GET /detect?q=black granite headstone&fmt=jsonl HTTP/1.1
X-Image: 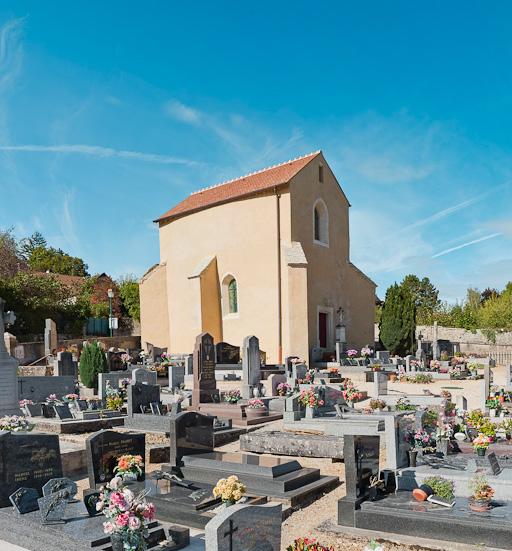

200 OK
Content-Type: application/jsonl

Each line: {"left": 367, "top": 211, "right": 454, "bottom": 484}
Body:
{"left": 215, "top": 342, "right": 240, "bottom": 364}
{"left": 75, "top": 399, "right": 88, "bottom": 411}
{"left": 57, "top": 352, "right": 78, "bottom": 377}
{"left": 169, "top": 411, "right": 215, "bottom": 467}
{"left": 0, "top": 432, "right": 63, "bottom": 507}
{"left": 9, "top": 487, "right": 40, "bottom": 514}
{"left": 85, "top": 430, "right": 145, "bottom": 489}
{"left": 127, "top": 383, "right": 161, "bottom": 416}
{"left": 191, "top": 333, "right": 219, "bottom": 407}
{"left": 53, "top": 404, "right": 73, "bottom": 420}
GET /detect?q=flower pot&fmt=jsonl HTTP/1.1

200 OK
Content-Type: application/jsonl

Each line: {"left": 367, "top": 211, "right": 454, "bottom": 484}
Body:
{"left": 490, "top": 409, "right": 496, "bottom": 418}
{"left": 436, "top": 438, "right": 449, "bottom": 456}
{"left": 454, "top": 432, "right": 466, "bottom": 442}
{"left": 408, "top": 450, "right": 418, "bottom": 468}
{"left": 245, "top": 407, "right": 268, "bottom": 419}
{"left": 476, "top": 447, "right": 487, "bottom": 457}
{"left": 223, "top": 499, "right": 236, "bottom": 508}
{"left": 305, "top": 406, "right": 317, "bottom": 419}
{"left": 469, "top": 499, "right": 491, "bottom": 512}
{"left": 413, "top": 484, "right": 433, "bottom": 502}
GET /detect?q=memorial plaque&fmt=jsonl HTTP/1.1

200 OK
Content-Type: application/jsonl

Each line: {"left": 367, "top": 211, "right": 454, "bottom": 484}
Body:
{"left": 192, "top": 333, "right": 219, "bottom": 407}
{"left": 127, "top": 383, "right": 161, "bottom": 416}
{"left": 9, "top": 487, "right": 39, "bottom": 514}
{"left": 85, "top": 429, "right": 145, "bottom": 488}
{"left": 488, "top": 452, "right": 502, "bottom": 476}
{"left": 0, "top": 432, "right": 63, "bottom": 507}
{"left": 53, "top": 404, "right": 73, "bottom": 420}
{"left": 42, "top": 477, "right": 77, "bottom": 501}
{"left": 83, "top": 489, "right": 101, "bottom": 516}
{"left": 38, "top": 492, "right": 67, "bottom": 524}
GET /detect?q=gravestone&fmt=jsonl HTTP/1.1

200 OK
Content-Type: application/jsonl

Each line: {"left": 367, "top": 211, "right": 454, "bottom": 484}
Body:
{"left": 0, "top": 298, "right": 20, "bottom": 414}
{"left": 44, "top": 318, "right": 58, "bottom": 357}
{"left": 192, "top": 333, "right": 219, "bottom": 407}
{"left": 284, "top": 356, "right": 299, "bottom": 378}
{"left": 405, "top": 355, "right": 415, "bottom": 372}
{"left": 9, "top": 487, "right": 40, "bottom": 514}
{"left": 290, "top": 363, "right": 307, "bottom": 384}
{"left": 372, "top": 372, "right": 388, "bottom": 397}
{"left": 283, "top": 393, "right": 301, "bottom": 422}
{"left": 18, "top": 375, "right": 75, "bottom": 404}
{"left": 85, "top": 429, "right": 145, "bottom": 488}
{"left": 132, "top": 367, "right": 157, "bottom": 385}
{"left": 215, "top": 342, "right": 240, "bottom": 364}
{"left": 54, "top": 352, "right": 78, "bottom": 377}
{"left": 337, "top": 434, "right": 380, "bottom": 527}
{"left": 0, "top": 432, "right": 63, "bottom": 507}
{"left": 169, "top": 364, "right": 185, "bottom": 390}
{"left": 169, "top": 411, "right": 215, "bottom": 467}
{"left": 98, "top": 371, "right": 128, "bottom": 400}
{"left": 205, "top": 502, "right": 281, "bottom": 551}
{"left": 127, "top": 382, "right": 161, "bottom": 416}
{"left": 414, "top": 410, "right": 427, "bottom": 431}
{"left": 53, "top": 404, "right": 73, "bottom": 420}
{"left": 24, "top": 403, "right": 42, "bottom": 417}
{"left": 376, "top": 351, "right": 390, "bottom": 363}
{"left": 487, "top": 452, "right": 502, "bottom": 476}
{"left": 242, "top": 335, "right": 262, "bottom": 399}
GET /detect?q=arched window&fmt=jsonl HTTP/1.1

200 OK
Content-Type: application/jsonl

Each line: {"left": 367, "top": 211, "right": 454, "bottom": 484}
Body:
{"left": 222, "top": 275, "right": 239, "bottom": 316}
{"left": 313, "top": 199, "right": 329, "bottom": 246}
{"left": 228, "top": 278, "right": 238, "bottom": 313}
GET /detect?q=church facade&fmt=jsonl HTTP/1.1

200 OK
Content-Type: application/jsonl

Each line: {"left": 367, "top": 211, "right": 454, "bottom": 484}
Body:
{"left": 140, "top": 151, "right": 375, "bottom": 363}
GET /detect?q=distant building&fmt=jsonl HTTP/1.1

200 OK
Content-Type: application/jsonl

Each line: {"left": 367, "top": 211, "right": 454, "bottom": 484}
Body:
{"left": 140, "top": 151, "right": 375, "bottom": 363}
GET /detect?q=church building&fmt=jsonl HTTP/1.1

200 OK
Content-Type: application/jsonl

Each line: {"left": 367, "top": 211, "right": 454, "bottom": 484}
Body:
{"left": 140, "top": 151, "right": 375, "bottom": 363}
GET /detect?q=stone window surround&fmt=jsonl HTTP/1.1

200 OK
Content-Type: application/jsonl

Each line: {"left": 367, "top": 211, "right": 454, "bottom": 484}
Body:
{"left": 313, "top": 198, "right": 329, "bottom": 247}
{"left": 221, "top": 273, "right": 240, "bottom": 319}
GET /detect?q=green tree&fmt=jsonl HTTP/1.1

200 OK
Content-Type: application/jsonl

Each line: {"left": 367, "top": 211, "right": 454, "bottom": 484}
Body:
{"left": 28, "top": 246, "right": 89, "bottom": 276}
{"left": 401, "top": 274, "right": 439, "bottom": 324}
{"left": 79, "top": 341, "right": 108, "bottom": 388}
{"left": 18, "top": 231, "right": 47, "bottom": 260}
{"left": 118, "top": 275, "right": 140, "bottom": 320}
{"left": 0, "top": 228, "right": 27, "bottom": 278}
{"left": 379, "top": 283, "right": 416, "bottom": 355}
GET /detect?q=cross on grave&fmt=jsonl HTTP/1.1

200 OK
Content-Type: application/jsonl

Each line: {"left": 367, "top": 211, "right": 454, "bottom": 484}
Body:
{"left": 223, "top": 519, "right": 238, "bottom": 551}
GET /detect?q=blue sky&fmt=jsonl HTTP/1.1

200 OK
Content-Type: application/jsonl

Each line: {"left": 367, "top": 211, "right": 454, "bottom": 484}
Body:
{"left": 1, "top": 1, "right": 511, "bottom": 301}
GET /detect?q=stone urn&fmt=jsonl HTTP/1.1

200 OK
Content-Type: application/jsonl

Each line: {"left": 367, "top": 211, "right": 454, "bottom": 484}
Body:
{"left": 305, "top": 406, "right": 317, "bottom": 419}
{"left": 245, "top": 406, "right": 268, "bottom": 419}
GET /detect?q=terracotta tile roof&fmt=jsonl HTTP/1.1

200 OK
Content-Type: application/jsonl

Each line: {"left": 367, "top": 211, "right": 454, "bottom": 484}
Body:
{"left": 155, "top": 151, "right": 321, "bottom": 223}
{"left": 33, "top": 271, "right": 86, "bottom": 294}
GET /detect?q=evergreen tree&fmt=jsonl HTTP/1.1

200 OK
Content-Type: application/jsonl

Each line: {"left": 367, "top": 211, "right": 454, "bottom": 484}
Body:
{"left": 79, "top": 341, "right": 108, "bottom": 388}
{"left": 379, "top": 283, "right": 416, "bottom": 355}
{"left": 18, "top": 231, "right": 47, "bottom": 260}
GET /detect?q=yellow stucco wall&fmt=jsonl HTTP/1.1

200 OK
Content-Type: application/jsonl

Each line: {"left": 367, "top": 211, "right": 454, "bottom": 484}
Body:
{"left": 158, "top": 189, "right": 292, "bottom": 362}
{"left": 139, "top": 263, "right": 170, "bottom": 350}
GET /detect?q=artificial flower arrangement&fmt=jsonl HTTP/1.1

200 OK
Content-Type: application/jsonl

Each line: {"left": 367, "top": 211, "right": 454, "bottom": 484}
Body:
{"left": 277, "top": 382, "right": 292, "bottom": 397}
{"left": 435, "top": 422, "right": 453, "bottom": 440}
{"left": 246, "top": 398, "right": 266, "bottom": 409}
{"left": 360, "top": 346, "right": 373, "bottom": 358}
{"left": 113, "top": 454, "right": 144, "bottom": 480}
{"left": 286, "top": 537, "right": 334, "bottom": 551}
{"left": 159, "top": 352, "right": 172, "bottom": 366}
{"left": 299, "top": 369, "right": 316, "bottom": 384}
{"left": 223, "top": 389, "right": 241, "bottom": 404}
{"left": 347, "top": 349, "right": 358, "bottom": 358}
{"left": 105, "top": 382, "right": 124, "bottom": 411}
{"left": 473, "top": 433, "right": 492, "bottom": 454}
{"left": 395, "top": 397, "right": 416, "bottom": 411}
{"left": 372, "top": 363, "right": 382, "bottom": 372}
{"left": 120, "top": 378, "right": 132, "bottom": 389}
{"left": 298, "top": 389, "right": 324, "bottom": 409}
{"left": 62, "top": 393, "right": 79, "bottom": 403}
{"left": 97, "top": 475, "right": 155, "bottom": 551}
{"left": 327, "top": 366, "right": 339, "bottom": 375}
{"left": 0, "top": 415, "right": 33, "bottom": 432}
{"left": 212, "top": 475, "right": 246, "bottom": 505}
{"left": 45, "top": 394, "right": 62, "bottom": 405}
{"left": 342, "top": 382, "right": 364, "bottom": 404}
{"left": 430, "top": 360, "right": 441, "bottom": 371}
{"left": 405, "top": 428, "right": 434, "bottom": 451}
{"left": 120, "top": 353, "right": 132, "bottom": 365}
{"left": 19, "top": 399, "right": 34, "bottom": 407}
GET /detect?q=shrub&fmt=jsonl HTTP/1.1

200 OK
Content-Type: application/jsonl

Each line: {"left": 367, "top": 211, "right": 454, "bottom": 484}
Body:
{"left": 423, "top": 476, "right": 454, "bottom": 499}
{"left": 79, "top": 341, "right": 108, "bottom": 388}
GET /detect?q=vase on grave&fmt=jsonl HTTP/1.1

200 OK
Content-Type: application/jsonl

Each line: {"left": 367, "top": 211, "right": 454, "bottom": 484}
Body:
{"left": 436, "top": 438, "right": 449, "bottom": 456}
{"left": 110, "top": 532, "right": 147, "bottom": 551}
{"left": 305, "top": 406, "right": 317, "bottom": 419}
{"left": 408, "top": 450, "right": 418, "bottom": 467}
{"left": 469, "top": 498, "right": 492, "bottom": 513}
{"left": 223, "top": 499, "right": 236, "bottom": 508}
{"left": 476, "top": 447, "right": 487, "bottom": 457}
{"left": 252, "top": 387, "right": 260, "bottom": 398}
{"left": 245, "top": 405, "right": 268, "bottom": 419}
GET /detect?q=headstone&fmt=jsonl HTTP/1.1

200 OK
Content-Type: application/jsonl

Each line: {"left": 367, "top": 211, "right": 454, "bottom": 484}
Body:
{"left": 205, "top": 502, "right": 282, "bottom": 551}
{"left": 432, "top": 321, "right": 439, "bottom": 360}
{"left": 283, "top": 393, "right": 301, "bottom": 422}
{"left": 9, "top": 487, "right": 40, "bottom": 514}
{"left": 0, "top": 298, "right": 20, "bottom": 414}
{"left": 127, "top": 382, "right": 161, "bottom": 416}
{"left": 98, "top": 371, "right": 128, "bottom": 400}
{"left": 405, "top": 355, "right": 415, "bottom": 372}
{"left": 169, "top": 364, "right": 185, "bottom": 390}
{"left": 53, "top": 404, "right": 73, "bottom": 420}
{"left": 372, "top": 372, "right": 388, "bottom": 397}
{"left": 291, "top": 363, "right": 307, "bottom": 384}
{"left": 54, "top": 351, "right": 78, "bottom": 377}
{"left": 376, "top": 351, "right": 390, "bottom": 363}
{"left": 42, "top": 477, "right": 78, "bottom": 501}
{"left": 284, "top": 356, "right": 299, "bottom": 378}
{"left": 414, "top": 410, "right": 427, "bottom": 431}
{"left": 169, "top": 411, "right": 215, "bottom": 467}
{"left": 44, "top": 318, "right": 57, "bottom": 357}
{"left": 215, "top": 342, "right": 240, "bottom": 364}
{"left": 85, "top": 430, "right": 145, "bottom": 488}
{"left": 242, "top": 336, "right": 262, "bottom": 399}
{"left": 132, "top": 367, "right": 157, "bottom": 385}
{"left": 0, "top": 432, "right": 63, "bottom": 507}
{"left": 192, "top": 333, "right": 219, "bottom": 407}
{"left": 18, "top": 375, "right": 75, "bottom": 404}
{"left": 25, "top": 403, "right": 43, "bottom": 417}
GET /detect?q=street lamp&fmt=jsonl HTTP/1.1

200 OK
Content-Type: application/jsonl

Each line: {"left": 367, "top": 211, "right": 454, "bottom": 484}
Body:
{"left": 107, "top": 288, "right": 114, "bottom": 337}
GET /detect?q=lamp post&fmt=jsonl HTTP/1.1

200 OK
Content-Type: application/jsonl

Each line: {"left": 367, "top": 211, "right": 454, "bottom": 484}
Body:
{"left": 107, "top": 288, "right": 114, "bottom": 337}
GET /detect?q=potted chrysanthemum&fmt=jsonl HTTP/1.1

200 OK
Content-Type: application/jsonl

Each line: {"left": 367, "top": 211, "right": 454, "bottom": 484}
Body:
{"left": 113, "top": 454, "right": 145, "bottom": 482}
{"left": 244, "top": 399, "right": 268, "bottom": 419}
{"left": 468, "top": 474, "right": 494, "bottom": 512}
{"left": 473, "top": 433, "right": 492, "bottom": 456}
{"left": 212, "top": 475, "right": 246, "bottom": 507}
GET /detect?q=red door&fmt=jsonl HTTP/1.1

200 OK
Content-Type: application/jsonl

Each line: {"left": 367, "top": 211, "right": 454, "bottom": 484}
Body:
{"left": 319, "top": 312, "right": 327, "bottom": 348}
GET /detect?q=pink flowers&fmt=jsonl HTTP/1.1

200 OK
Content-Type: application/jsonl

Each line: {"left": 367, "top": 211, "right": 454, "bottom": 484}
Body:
{"left": 103, "top": 521, "right": 115, "bottom": 534}
{"left": 347, "top": 349, "right": 358, "bottom": 358}
{"left": 116, "top": 511, "right": 130, "bottom": 527}
{"left": 142, "top": 503, "right": 155, "bottom": 520}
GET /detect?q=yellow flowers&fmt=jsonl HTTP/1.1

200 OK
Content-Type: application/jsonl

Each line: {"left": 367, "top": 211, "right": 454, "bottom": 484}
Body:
{"left": 212, "top": 475, "right": 246, "bottom": 503}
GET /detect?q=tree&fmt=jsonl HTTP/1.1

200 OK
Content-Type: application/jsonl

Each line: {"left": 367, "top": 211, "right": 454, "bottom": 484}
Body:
{"left": 28, "top": 246, "right": 89, "bottom": 276}
{"left": 118, "top": 275, "right": 140, "bottom": 320}
{"left": 79, "top": 341, "right": 108, "bottom": 388}
{"left": 401, "top": 274, "right": 439, "bottom": 324}
{"left": 480, "top": 288, "right": 500, "bottom": 303}
{"left": 379, "top": 283, "right": 416, "bottom": 355}
{"left": 18, "top": 231, "right": 47, "bottom": 260}
{"left": 0, "top": 228, "right": 27, "bottom": 278}
{"left": 89, "top": 274, "right": 121, "bottom": 317}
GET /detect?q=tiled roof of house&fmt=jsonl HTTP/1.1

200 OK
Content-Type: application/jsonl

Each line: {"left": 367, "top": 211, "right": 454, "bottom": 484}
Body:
{"left": 155, "top": 151, "right": 321, "bottom": 223}
{"left": 33, "top": 271, "right": 86, "bottom": 294}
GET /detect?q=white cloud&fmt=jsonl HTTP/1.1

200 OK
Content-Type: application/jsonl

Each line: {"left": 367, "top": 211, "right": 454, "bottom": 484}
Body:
{"left": 0, "top": 17, "right": 24, "bottom": 91}
{"left": 0, "top": 144, "right": 198, "bottom": 165}
{"left": 163, "top": 99, "right": 202, "bottom": 125}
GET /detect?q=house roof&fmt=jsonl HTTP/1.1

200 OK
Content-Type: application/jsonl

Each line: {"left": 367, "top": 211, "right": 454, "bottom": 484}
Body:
{"left": 155, "top": 151, "right": 321, "bottom": 223}
{"left": 33, "top": 271, "right": 86, "bottom": 295}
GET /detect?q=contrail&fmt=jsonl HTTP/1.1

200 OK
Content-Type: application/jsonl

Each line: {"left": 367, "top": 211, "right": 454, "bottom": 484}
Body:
{"left": 431, "top": 233, "right": 501, "bottom": 258}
